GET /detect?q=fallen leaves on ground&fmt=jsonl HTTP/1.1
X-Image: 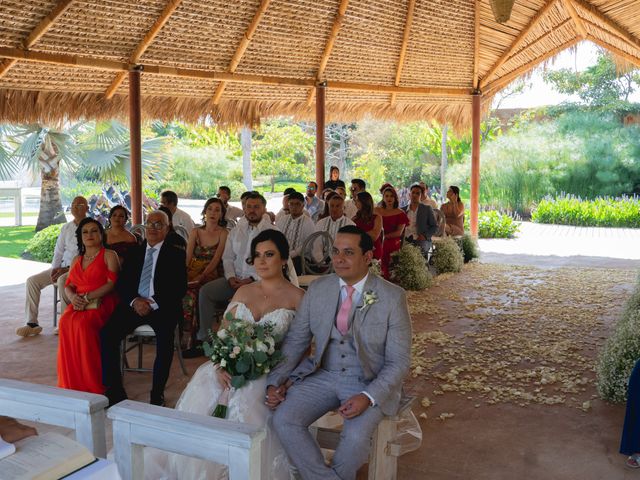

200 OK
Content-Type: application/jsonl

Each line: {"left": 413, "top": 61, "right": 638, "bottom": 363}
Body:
{"left": 407, "top": 263, "right": 636, "bottom": 417}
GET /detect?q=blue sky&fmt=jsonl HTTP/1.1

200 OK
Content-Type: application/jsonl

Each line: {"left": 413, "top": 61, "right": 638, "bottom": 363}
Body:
{"left": 497, "top": 41, "right": 640, "bottom": 109}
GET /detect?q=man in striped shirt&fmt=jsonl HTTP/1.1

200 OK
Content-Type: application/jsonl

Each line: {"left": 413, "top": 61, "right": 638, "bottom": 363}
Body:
{"left": 275, "top": 191, "right": 316, "bottom": 275}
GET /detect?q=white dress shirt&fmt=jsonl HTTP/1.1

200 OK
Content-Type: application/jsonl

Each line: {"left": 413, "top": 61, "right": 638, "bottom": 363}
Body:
{"left": 171, "top": 208, "right": 195, "bottom": 238}
{"left": 405, "top": 206, "right": 418, "bottom": 239}
{"left": 51, "top": 220, "right": 81, "bottom": 268}
{"left": 315, "top": 215, "right": 355, "bottom": 240}
{"left": 276, "top": 213, "right": 316, "bottom": 257}
{"left": 344, "top": 199, "right": 358, "bottom": 221}
{"left": 224, "top": 204, "right": 244, "bottom": 222}
{"left": 222, "top": 216, "right": 275, "bottom": 280}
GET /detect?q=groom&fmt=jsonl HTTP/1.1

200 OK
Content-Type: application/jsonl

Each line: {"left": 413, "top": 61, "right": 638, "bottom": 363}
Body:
{"left": 266, "top": 225, "right": 412, "bottom": 480}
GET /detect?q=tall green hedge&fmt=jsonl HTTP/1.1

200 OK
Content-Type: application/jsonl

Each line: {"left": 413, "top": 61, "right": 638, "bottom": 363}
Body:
{"left": 532, "top": 195, "right": 640, "bottom": 228}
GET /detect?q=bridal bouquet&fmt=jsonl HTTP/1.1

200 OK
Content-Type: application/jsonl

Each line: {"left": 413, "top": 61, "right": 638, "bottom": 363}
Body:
{"left": 203, "top": 312, "right": 285, "bottom": 418}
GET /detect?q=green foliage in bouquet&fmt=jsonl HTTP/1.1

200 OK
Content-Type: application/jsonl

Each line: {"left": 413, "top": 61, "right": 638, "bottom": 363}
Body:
{"left": 203, "top": 313, "right": 284, "bottom": 390}
{"left": 456, "top": 233, "right": 479, "bottom": 263}
{"left": 597, "top": 274, "right": 640, "bottom": 402}
{"left": 390, "top": 243, "right": 432, "bottom": 290}
{"left": 432, "top": 237, "right": 464, "bottom": 274}
{"left": 24, "top": 223, "right": 65, "bottom": 263}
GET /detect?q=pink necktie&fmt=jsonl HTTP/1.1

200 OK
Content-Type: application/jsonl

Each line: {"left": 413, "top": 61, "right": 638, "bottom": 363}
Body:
{"left": 337, "top": 285, "right": 355, "bottom": 335}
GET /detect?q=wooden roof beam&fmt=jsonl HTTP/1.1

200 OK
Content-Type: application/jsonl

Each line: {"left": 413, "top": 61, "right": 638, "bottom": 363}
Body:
{"left": 563, "top": 0, "right": 588, "bottom": 39}
{"left": 105, "top": 0, "right": 183, "bottom": 99}
{"left": 212, "top": 0, "right": 271, "bottom": 105}
{"left": 571, "top": 0, "right": 640, "bottom": 52}
{"left": 484, "top": 37, "right": 579, "bottom": 96}
{"left": 390, "top": 0, "right": 416, "bottom": 105}
{"left": 0, "top": 0, "right": 75, "bottom": 80}
{"left": 479, "top": 0, "right": 558, "bottom": 89}
{"left": 588, "top": 35, "right": 640, "bottom": 68}
{"left": 0, "top": 46, "right": 473, "bottom": 96}
{"left": 306, "top": 0, "right": 350, "bottom": 106}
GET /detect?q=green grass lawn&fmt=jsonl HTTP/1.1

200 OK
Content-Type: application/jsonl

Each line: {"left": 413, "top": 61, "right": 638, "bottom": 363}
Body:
{"left": 0, "top": 226, "right": 35, "bottom": 258}
{"left": 0, "top": 212, "right": 37, "bottom": 218}
{"left": 270, "top": 181, "right": 308, "bottom": 193}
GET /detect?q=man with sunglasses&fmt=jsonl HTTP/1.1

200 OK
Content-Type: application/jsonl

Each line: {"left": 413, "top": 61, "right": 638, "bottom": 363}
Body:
{"left": 100, "top": 210, "right": 187, "bottom": 407}
{"left": 304, "top": 181, "right": 324, "bottom": 222}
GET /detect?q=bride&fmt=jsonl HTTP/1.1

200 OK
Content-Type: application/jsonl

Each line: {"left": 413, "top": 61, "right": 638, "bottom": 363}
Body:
{"left": 145, "top": 229, "right": 304, "bottom": 480}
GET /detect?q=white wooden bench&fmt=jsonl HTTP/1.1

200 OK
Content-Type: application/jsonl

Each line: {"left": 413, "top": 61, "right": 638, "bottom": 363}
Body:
{"left": 107, "top": 400, "right": 265, "bottom": 480}
{"left": 311, "top": 395, "right": 416, "bottom": 480}
{"left": 0, "top": 378, "right": 108, "bottom": 457}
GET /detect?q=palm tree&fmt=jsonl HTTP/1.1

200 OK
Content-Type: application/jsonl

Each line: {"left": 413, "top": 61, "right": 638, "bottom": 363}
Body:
{"left": 0, "top": 121, "right": 167, "bottom": 231}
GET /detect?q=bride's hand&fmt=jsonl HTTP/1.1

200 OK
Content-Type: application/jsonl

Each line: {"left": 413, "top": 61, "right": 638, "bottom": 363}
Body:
{"left": 215, "top": 367, "right": 232, "bottom": 389}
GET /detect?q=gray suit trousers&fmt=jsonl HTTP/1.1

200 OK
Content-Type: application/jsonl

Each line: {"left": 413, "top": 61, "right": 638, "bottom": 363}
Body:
{"left": 273, "top": 369, "right": 384, "bottom": 480}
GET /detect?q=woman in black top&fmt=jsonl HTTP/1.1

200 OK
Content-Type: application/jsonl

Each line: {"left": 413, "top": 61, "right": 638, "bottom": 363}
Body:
{"left": 324, "top": 165, "right": 345, "bottom": 191}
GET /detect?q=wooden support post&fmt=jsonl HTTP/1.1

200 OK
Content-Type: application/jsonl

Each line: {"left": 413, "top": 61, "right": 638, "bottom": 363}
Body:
{"left": 129, "top": 68, "right": 143, "bottom": 225}
{"left": 470, "top": 93, "right": 481, "bottom": 237}
{"left": 315, "top": 83, "right": 326, "bottom": 192}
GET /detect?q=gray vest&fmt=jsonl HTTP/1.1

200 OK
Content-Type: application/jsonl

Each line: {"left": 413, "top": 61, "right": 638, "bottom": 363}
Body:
{"left": 321, "top": 321, "right": 364, "bottom": 377}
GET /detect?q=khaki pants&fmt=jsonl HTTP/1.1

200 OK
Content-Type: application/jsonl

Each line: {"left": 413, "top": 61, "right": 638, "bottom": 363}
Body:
{"left": 25, "top": 269, "right": 70, "bottom": 324}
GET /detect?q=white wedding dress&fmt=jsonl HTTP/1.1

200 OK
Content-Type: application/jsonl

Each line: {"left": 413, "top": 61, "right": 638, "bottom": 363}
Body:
{"left": 143, "top": 302, "right": 295, "bottom": 480}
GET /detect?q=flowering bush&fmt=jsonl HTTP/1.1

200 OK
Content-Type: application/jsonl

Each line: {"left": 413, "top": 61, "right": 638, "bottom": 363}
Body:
{"left": 203, "top": 313, "right": 284, "bottom": 390}
{"left": 431, "top": 238, "right": 464, "bottom": 274}
{"left": 390, "top": 243, "right": 432, "bottom": 290}
{"left": 597, "top": 274, "right": 640, "bottom": 402}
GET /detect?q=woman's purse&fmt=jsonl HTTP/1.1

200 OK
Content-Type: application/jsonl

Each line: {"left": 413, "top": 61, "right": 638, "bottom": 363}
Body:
{"left": 84, "top": 295, "right": 101, "bottom": 310}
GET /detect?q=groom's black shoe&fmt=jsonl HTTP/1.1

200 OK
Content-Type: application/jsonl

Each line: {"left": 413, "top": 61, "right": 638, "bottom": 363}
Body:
{"left": 150, "top": 392, "right": 165, "bottom": 407}
{"left": 106, "top": 388, "right": 128, "bottom": 408}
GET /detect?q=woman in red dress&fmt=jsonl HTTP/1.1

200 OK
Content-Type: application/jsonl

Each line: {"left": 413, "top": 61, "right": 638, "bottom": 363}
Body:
{"left": 375, "top": 186, "right": 409, "bottom": 279}
{"left": 58, "top": 218, "right": 120, "bottom": 394}
{"left": 352, "top": 191, "right": 383, "bottom": 260}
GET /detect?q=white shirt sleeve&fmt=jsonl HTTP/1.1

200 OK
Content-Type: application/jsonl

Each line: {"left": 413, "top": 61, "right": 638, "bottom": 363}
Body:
{"left": 51, "top": 222, "right": 70, "bottom": 268}
{"left": 222, "top": 229, "right": 238, "bottom": 280}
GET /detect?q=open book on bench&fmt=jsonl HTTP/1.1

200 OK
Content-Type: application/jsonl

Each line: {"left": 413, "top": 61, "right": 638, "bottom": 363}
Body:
{"left": 0, "top": 431, "right": 96, "bottom": 480}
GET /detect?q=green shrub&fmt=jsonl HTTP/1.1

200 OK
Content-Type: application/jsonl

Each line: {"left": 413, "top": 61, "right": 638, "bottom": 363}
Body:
{"left": 464, "top": 210, "right": 520, "bottom": 238}
{"left": 532, "top": 195, "right": 640, "bottom": 228}
{"left": 431, "top": 237, "right": 464, "bottom": 274}
{"left": 456, "top": 233, "right": 479, "bottom": 263}
{"left": 24, "top": 223, "right": 65, "bottom": 263}
{"left": 368, "top": 258, "right": 382, "bottom": 277}
{"left": 597, "top": 274, "right": 640, "bottom": 402}
{"left": 390, "top": 244, "right": 432, "bottom": 290}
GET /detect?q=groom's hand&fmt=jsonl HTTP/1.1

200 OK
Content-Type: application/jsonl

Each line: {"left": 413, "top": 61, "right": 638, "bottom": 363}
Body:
{"left": 339, "top": 394, "right": 371, "bottom": 419}
{"left": 265, "top": 385, "right": 287, "bottom": 409}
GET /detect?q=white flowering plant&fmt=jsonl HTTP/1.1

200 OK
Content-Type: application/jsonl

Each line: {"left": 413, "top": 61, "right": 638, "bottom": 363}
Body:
{"left": 203, "top": 312, "right": 285, "bottom": 390}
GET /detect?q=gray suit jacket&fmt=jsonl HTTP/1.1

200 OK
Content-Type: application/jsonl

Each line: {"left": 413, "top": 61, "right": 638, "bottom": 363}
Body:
{"left": 268, "top": 273, "right": 412, "bottom": 415}
{"left": 402, "top": 203, "right": 438, "bottom": 240}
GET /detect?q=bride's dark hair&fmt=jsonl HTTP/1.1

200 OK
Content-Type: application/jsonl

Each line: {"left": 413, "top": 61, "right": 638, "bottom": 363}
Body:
{"left": 246, "top": 229, "right": 290, "bottom": 265}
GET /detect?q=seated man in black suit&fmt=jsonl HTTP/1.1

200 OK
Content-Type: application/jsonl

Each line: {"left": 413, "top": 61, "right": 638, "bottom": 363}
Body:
{"left": 100, "top": 210, "right": 187, "bottom": 407}
{"left": 402, "top": 183, "right": 438, "bottom": 257}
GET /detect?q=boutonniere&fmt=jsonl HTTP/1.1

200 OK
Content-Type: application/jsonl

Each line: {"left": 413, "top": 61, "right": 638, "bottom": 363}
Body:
{"left": 359, "top": 290, "right": 378, "bottom": 311}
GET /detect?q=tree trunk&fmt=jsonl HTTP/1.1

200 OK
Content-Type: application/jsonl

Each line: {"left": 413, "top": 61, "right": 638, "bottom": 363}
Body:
{"left": 36, "top": 166, "right": 66, "bottom": 231}
{"left": 241, "top": 126, "right": 253, "bottom": 190}
{"left": 270, "top": 175, "right": 275, "bottom": 193}
{"left": 440, "top": 124, "right": 448, "bottom": 202}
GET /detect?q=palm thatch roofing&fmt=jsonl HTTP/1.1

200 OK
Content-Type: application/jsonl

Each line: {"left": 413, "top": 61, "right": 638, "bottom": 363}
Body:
{"left": 1, "top": 0, "right": 639, "bottom": 129}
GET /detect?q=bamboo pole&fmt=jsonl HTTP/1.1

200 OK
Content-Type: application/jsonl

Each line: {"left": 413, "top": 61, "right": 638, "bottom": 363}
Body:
{"left": 0, "top": 59, "right": 17, "bottom": 80}
{"left": 0, "top": 46, "right": 475, "bottom": 96}
{"left": 473, "top": 0, "right": 480, "bottom": 89}
{"left": 24, "top": 0, "right": 76, "bottom": 48}
{"left": 563, "top": 0, "right": 588, "bottom": 39}
{"left": 129, "top": 69, "right": 143, "bottom": 226}
{"left": 105, "top": 0, "right": 183, "bottom": 99}
{"left": 571, "top": 0, "right": 640, "bottom": 51}
{"left": 315, "top": 83, "right": 326, "bottom": 192}
{"left": 307, "top": 0, "right": 350, "bottom": 106}
{"left": 505, "top": 18, "right": 571, "bottom": 62}
{"left": 470, "top": 93, "right": 481, "bottom": 237}
{"left": 213, "top": 0, "right": 272, "bottom": 104}
{"left": 479, "top": 0, "right": 558, "bottom": 89}
{"left": 483, "top": 38, "right": 578, "bottom": 96}
{"left": 582, "top": 18, "right": 640, "bottom": 52}
{"left": 390, "top": 0, "right": 416, "bottom": 105}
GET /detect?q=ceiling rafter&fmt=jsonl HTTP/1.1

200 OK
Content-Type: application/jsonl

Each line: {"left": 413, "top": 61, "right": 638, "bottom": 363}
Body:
{"left": 306, "top": 0, "right": 350, "bottom": 106}
{"left": 588, "top": 35, "right": 640, "bottom": 68}
{"left": 570, "top": 0, "right": 640, "bottom": 52}
{"left": 105, "top": 0, "right": 183, "bottom": 99}
{"left": 563, "top": 0, "right": 588, "bottom": 39}
{"left": 0, "top": 46, "right": 472, "bottom": 97}
{"left": 505, "top": 17, "right": 572, "bottom": 63}
{"left": 479, "top": 0, "right": 558, "bottom": 89}
{"left": 0, "top": 0, "right": 75, "bottom": 80}
{"left": 390, "top": 0, "right": 416, "bottom": 105}
{"left": 484, "top": 37, "right": 579, "bottom": 96}
{"left": 212, "top": 0, "right": 271, "bottom": 105}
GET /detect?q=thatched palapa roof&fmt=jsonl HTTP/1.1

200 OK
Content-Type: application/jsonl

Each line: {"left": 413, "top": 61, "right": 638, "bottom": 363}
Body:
{"left": 1, "top": 0, "right": 640, "bottom": 129}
